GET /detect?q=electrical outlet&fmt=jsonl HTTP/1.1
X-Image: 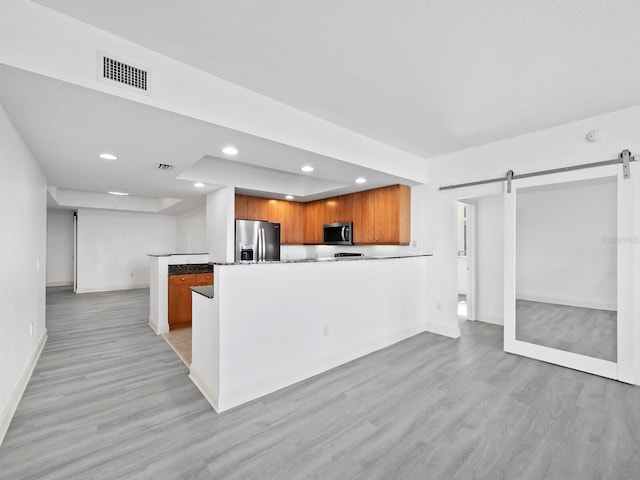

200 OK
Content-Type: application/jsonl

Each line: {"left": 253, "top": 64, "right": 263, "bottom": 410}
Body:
{"left": 323, "top": 325, "right": 329, "bottom": 337}
{"left": 130, "top": 272, "right": 134, "bottom": 278}
{"left": 436, "top": 302, "right": 442, "bottom": 311}
{"left": 29, "top": 323, "right": 33, "bottom": 336}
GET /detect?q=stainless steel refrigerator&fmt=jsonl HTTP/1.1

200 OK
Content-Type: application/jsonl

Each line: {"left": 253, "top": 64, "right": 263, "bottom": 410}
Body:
{"left": 235, "top": 219, "right": 281, "bottom": 262}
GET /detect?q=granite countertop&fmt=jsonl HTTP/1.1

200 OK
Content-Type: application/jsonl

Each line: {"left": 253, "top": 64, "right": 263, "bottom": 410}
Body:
{"left": 190, "top": 285, "right": 214, "bottom": 298}
{"left": 168, "top": 264, "right": 213, "bottom": 275}
{"left": 211, "top": 253, "right": 432, "bottom": 266}
{"left": 147, "top": 253, "right": 209, "bottom": 257}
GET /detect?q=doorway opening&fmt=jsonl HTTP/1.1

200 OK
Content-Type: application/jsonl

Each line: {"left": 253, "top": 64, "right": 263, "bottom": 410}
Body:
{"left": 456, "top": 201, "right": 477, "bottom": 323}
{"left": 457, "top": 202, "right": 469, "bottom": 321}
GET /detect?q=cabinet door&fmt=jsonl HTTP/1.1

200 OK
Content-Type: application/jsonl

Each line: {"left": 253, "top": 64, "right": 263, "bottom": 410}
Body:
{"left": 336, "top": 194, "right": 354, "bottom": 223}
{"left": 168, "top": 274, "right": 196, "bottom": 330}
{"left": 235, "top": 194, "right": 248, "bottom": 219}
{"left": 374, "top": 185, "right": 411, "bottom": 244}
{"left": 267, "top": 199, "right": 286, "bottom": 226}
{"left": 303, "top": 201, "right": 320, "bottom": 244}
{"left": 195, "top": 272, "right": 213, "bottom": 286}
{"left": 352, "top": 190, "right": 376, "bottom": 244}
{"left": 322, "top": 197, "right": 339, "bottom": 225}
{"left": 284, "top": 201, "right": 304, "bottom": 245}
{"left": 247, "top": 196, "right": 269, "bottom": 221}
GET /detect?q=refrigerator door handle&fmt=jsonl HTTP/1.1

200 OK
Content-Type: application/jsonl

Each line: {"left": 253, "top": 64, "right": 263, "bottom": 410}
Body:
{"left": 259, "top": 227, "right": 265, "bottom": 261}
{"left": 258, "top": 227, "right": 262, "bottom": 261}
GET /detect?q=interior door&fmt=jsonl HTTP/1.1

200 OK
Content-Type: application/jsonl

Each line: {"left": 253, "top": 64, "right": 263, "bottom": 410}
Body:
{"left": 504, "top": 164, "right": 632, "bottom": 380}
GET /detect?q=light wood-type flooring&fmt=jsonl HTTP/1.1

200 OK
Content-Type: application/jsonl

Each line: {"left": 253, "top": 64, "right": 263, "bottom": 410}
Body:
{"left": 516, "top": 299, "right": 617, "bottom": 362}
{"left": 1, "top": 287, "right": 639, "bottom": 479}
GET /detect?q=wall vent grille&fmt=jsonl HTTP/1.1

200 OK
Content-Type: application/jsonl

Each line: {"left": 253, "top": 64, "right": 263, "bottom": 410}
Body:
{"left": 97, "top": 51, "right": 151, "bottom": 95}
{"left": 156, "top": 163, "right": 174, "bottom": 170}
{"left": 103, "top": 56, "right": 147, "bottom": 91}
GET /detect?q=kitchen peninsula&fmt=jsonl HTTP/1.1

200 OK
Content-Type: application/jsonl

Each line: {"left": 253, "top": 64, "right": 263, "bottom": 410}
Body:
{"left": 189, "top": 253, "right": 431, "bottom": 412}
{"left": 148, "top": 253, "right": 210, "bottom": 334}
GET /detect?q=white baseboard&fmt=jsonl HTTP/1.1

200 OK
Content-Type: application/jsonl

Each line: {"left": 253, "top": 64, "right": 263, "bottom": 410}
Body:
{"left": 148, "top": 316, "right": 169, "bottom": 335}
{"left": 425, "top": 321, "right": 461, "bottom": 339}
{"left": 46, "top": 281, "right": 73, "bottom": 287}
{"left": 477, "top": 315, "right": 504, "bottom": 326}
{"left": 148, "top": 316, "right": 160, "bottom": 335}
{"left": 189, "top": 368, "right": 220, "bottom": 413}
{"left": 214, "top": 324, "right": 426, "bottom": 412}
{"left": 76, "top": 283, "right": 149, "bottom": 294}
{"left": 516, "top": 294, "right": 616, "bottom": 311}
{"left": 0, "top": 330, "right": 47, "bottom": 447}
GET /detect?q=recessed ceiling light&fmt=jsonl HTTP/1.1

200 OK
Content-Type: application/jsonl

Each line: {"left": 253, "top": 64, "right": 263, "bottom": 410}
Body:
{"left": 108, "top": 191, "right": 129, "bottom": 196}
{"left": 285, "top": 195, "right": 294, "bottom": 200}
{"left": 301, "top": 165, "right": 314, "bottom": 172}
{"left": 355, "top": 177, "right": 367, "bottom": 184}
{"left": 194, "top": 182, "right": 205, "bottom": 188}
{"left": 222, "top": 146, "right": 238, "bottom": 155}
{"left": 99, "top": 152, "right": 118, "bottom": 160}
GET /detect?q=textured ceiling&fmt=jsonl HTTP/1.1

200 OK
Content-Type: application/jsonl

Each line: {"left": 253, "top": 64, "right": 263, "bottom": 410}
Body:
{"left": 31, "top": 0, "right": 640, "bottom": 158}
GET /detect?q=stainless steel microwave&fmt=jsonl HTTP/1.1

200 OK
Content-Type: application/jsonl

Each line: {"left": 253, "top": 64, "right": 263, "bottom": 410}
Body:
{"left": 323, "top": 222, "right": 354, "bottom": 245}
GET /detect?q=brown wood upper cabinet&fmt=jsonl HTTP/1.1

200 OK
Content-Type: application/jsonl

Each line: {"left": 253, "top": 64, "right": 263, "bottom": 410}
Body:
{"left": 303, "top": 201, "right": 321, "bottom": 244}
{"left": 236, "top": 185, "right": 410, "bottom": 246}
{"left": 284, "top": 201, "right": 304, "bottom": 245}
{"left": 353, "top": 185, "right": 410, "bottom": 245}
{"left": 352, "top": 189, "right": 376, "bottom": 244}
{"left": 235, "top": 194, "right": 248, "bottom": 220}
{"left": 235, "top": 194, "right": 303, "bottom": 245}
{"left": 247, "top": 196, "right": 269, "bottom": 221}
{"left": 319, "top": 195, "right": 353, "bottom": 225}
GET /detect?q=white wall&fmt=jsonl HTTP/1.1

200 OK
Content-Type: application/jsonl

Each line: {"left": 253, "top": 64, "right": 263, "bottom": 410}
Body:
{"left": 176, "top": 206, "right": 207, "bottom": 254}
{"left": 206, "top": 187, "right": 235, "bottom": 263}
{"left": 516, "top": 178, "right": 617, "bottom": 309}
{"left": 423, "top": 105, "right": 640, "bottom": 380}
{"left": 476, "top": 194, "right": 504, "bottom": 324}
{"left": 0, "top": 103, "right": 47, "bottom": 445}
{"left": 76, "top": 209, "right": 176, "bottom": 293}
{"left": 46, "top": 209, "right": 74, "bottom": 286}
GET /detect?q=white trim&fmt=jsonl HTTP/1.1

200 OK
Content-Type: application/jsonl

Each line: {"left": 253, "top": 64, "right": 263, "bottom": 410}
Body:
{"left": 424, "top": 321, "right": 461, "bottom": 338}
{"left": 504, "top": 164, "right": 631, "bottom": 382}
{"left": 75, "top": 283, "right": 149, "bottom": 294}
{"left": 0, "top": 330, "right": 47, "bottom": 446}
{"left": 617, "top": 162, "right": 634, "bottom": 383}
{"left": 506, "top": 340, "right": 617, "bottom": 380}
{"left": 148, "top": 316, "right": 160, "bottom": 334}
{"left": 189, "top": 368, "right": 220, "bottom": 412}
{"left": 515, "top": 294, "right": 616, "bottom": 312}
{"left": 466, "top": 203, "right": 478, "bottom": 321}
{"left": 214, "top": 324, "right": 426, "bottom": 412}
{"left": 45, "top": 281, "right": 73, "bottom": 287}
{"left": 477, "top": 315, "right": 504, "bottom": 326}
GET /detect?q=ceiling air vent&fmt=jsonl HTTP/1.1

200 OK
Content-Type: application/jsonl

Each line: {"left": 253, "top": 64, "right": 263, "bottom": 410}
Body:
{"left": 97, "top": 51, "right": 151, "bottom": 95}
{"left": 156, "top": 163, "right": 174, "bottom": 171}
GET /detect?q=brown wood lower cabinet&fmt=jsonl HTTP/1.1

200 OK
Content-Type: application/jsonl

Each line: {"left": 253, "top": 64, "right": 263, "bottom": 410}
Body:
{"left": 168, "top": 273, "right": 213, "bottom": 330}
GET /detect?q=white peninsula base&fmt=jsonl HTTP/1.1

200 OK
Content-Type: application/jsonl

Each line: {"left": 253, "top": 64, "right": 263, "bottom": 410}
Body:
{"left": 189, "top": 255, "right": 430, "bottom": 412}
